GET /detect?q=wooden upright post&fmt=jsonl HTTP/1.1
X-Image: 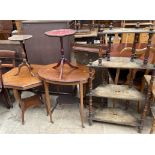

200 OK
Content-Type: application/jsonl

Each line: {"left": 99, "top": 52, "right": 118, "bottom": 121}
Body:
{"left": 107, "top": 23, "right": 113, "bottom": 61}
{"left": 88, "top": 59, "right": 93, "bottom": 125}
{"left": 143, "top": 25, "right": 154, "bottom": 66}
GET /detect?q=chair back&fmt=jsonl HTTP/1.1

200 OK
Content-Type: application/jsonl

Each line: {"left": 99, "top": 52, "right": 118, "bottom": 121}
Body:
{"left": 0, "top": 50, "right": 16, "bottom": 69}
{"left": 0, "top": 21, "right": 13, "bottom": 39}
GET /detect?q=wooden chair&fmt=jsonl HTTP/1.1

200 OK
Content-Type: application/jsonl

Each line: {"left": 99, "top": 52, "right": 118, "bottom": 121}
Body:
{"left": 0, "top": 21, "right": 13, "bottom": 39}
{"left": 0, "top": 60, "right": 12, "bottom": 108}
{"left": 0, "top": 50, "right": 16, "bottom": 108}
{"left": 0, "top": 50, "right": 16, "bottom": 69}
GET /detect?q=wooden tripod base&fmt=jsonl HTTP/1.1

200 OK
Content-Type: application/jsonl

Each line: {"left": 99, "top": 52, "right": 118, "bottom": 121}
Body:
{"left": 14, "top": 59, "right": 35, "bottom": 76}
{"left": 53, "top": 58, "right": 78, "bottom": 79}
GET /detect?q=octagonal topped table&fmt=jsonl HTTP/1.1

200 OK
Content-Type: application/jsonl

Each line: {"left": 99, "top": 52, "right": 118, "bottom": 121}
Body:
{"left": 45, "top": 29, "right": 77, "bottom": 79}
{"left": 2, "top": 64, "right": 48, "bottom": 124}
{"left": 38, "top": 63, "right": 94, "bottom": 128}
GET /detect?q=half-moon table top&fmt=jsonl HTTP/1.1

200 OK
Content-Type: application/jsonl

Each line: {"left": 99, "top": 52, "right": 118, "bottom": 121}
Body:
{"left": 38, "top": 63, "right": 93, "bottom": 84}
{"left": 8, "top": 35, "right": 32, "bottom": 41}
{"left": 45, "top": 29, "right": 76, "bottom": 37}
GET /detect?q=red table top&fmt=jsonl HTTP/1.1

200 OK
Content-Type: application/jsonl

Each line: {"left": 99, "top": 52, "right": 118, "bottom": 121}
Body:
{"left": 45, "top": 29, "right": 76, "bottom": 37}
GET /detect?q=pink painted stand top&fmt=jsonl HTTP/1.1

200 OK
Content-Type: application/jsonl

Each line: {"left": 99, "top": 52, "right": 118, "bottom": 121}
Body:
{"left": 45, "top": 29, "right": 76, "bottom": 37}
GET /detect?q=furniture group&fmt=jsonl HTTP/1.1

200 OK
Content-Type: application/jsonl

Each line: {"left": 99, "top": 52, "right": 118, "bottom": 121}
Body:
{"left": 1, "top": 22, "right": 155, "bottom": 133}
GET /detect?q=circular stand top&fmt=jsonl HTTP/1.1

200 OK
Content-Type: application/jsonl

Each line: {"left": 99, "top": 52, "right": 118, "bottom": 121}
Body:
{"left": 38, "top": 63, "right": 91, "bottom": 83}
{"left": 45, "top": 29, "right": 76, "bottom": 37}
{"left": 8, "top": 35, "right": 32, "bottom": 41}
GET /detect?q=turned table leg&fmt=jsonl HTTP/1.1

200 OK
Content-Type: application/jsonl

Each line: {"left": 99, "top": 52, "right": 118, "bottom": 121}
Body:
{"left": 2, "top": 88, "right": 12, "bottom": 108}
{"left": 139, "top": 86, "right": 152, "bottom": 133}
{"left": 59, "top": 58, "right": 64, "bottom": 79}
{"left": 44, "top": 81, "right": 53, "bottom": 123}
{"left": 88, "top": 65, "right": 93, "bottom": 126}
{"left": 79, "top": 82, "right": 85, "bottom": 128}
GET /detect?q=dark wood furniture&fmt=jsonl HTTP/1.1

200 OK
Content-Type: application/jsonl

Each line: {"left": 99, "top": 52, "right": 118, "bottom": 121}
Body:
{"left": 0, "top": 21, "right": 13, "bottom": 39}
{"left": 2, "top": 64, "right": 48, "bottom": 124}
{"left": 0, "top": 50, "right": 16, "bottom": 69}
{"left": 8, "top": 35, "right": 34, "bottom": 76}
{"left": 74, "top": 28, "right": 98, "bottom": 44}
{"left": 0, "top": 40, "right": 23, "bottom": 62}
{"left": 121, "top": 20, "right": 154, "bottom": 28}
{"left": 139, "top": 74, "right": 155, "bottom": 133}
{"left": 88, "top": 25, "right": 155, "bottom": 132}
{"left": 38, "top": 63, "right": 93, "bottom": 128}
{"left": 0, "top": 50, "right": 16, "bottom": 108}
{"left": 0, "top": 60, "right": 12, "bottom": 108}
{"left": 45, "top": 29, "right": 77, "bottom": 79}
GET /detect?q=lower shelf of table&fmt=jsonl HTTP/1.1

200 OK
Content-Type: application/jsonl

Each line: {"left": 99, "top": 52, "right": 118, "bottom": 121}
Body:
{"left": 21, "top": 95, "right": 41, "bottom": 111}
{"left": 91, "top": 84, "right": 144, "bottom": 101}
{"left": 91, "top": 108, "right": 139, "bottom": 127}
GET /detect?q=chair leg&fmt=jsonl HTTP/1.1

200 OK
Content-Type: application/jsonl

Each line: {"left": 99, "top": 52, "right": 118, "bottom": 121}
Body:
{"left": 2, "top": 88, "right": 11, "bottom": 109}
{"left": 150, "top": 118, "right": 155, "bottom": 134}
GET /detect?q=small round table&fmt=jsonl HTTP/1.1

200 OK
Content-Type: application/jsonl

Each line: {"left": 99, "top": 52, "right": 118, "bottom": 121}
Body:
{"left": 8, "top": 35, "right": 34, "bottom": 76}
{"left": 45, "top": 29, "right": 77, "bottom": 79}
{"left": 38, "top": 63, "right": 91, "bottom": 128}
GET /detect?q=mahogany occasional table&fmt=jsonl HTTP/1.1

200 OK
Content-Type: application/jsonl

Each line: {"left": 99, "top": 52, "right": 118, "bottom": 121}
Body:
{"left": 38, "top": 63, "right": 92, "bottom": 128}
{"left": 45, "top": 29, "right": 77, "bottom": 79}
